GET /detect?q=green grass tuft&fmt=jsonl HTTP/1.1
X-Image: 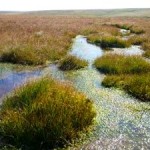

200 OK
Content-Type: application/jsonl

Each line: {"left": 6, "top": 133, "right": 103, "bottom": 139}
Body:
{"left": 59, "top": 55, "right": 88, "bottom": 71}
{"left": 114, "top": 24, "right": 132, "bottom": 30}
{"left": 128, "top": 36, "right": 147, "bottom": 45}
{"left": 88, "top": 35, "right": 131, "bottom": 49}
{"left": 0, "top": 77, "right": 96, "bottom": 149}
{"left": 142, "top": 42, "right": 150, "bottom": 58}
{"left": 94, "top": 54, "right": 150, "bottom": 74}
{"left": 95, "top": 54, "right": 150, "bottom": 101}
{"left": 102, "top": 74, "right": 150, "bottom": 101}
{"left": 113, "top": 24, "right": 145, "bottom": 35}
{"left": 0, "top": 47, "right": 45, "bottom": 65}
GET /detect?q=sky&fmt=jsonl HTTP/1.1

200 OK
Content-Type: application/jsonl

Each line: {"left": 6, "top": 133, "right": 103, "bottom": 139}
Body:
{"left": 0, "top": 0, "right": 150, "bottom": 11}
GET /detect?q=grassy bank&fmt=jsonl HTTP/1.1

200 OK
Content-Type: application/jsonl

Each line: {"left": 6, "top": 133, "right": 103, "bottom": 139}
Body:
{"left": 59, "top": 55, "right": 88, "bottom": 71}
{"left": 0, "top": 77, "right": 96, "bottom": 149}
{"left": 113, "top": 24, "right": 145, "bottom": 34}
{"left": 142, "top": 41, "right": 150, "bottom": 58}
{"left": 94, "top": 54, "right": 150, "bottom": 101}
{"left": 94, "top": 54, "right": 150, "bottom": 74}
{"left": 88, "top": 35, "right": 131, "bottom": 49}
{"left": 102, "top": 74, "right": 150, "bottom": 101}
{"left": 128, "top": 35, "right": 147, "bottom": 45}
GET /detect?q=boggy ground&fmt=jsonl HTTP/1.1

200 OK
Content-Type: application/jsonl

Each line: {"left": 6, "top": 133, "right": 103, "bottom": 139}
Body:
{"left": 94, "top": 54, "right": 150, "bottom": 101}
{"left": 0, "top": 14, "right": 150, "bottom": 149}
{"left": 0, "top": 15, "right": 150, "bottom": 65}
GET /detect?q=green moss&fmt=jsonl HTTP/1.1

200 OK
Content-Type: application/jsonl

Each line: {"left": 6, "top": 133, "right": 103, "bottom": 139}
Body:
{"left": 0, "top": 77, "right": 96, "bottom": 149}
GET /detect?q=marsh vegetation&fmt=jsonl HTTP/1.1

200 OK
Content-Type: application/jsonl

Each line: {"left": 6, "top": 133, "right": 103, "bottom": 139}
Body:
{"left": 59, "top": 55, "right": 88, "bottom": 71}
{"left": 0, "top": 77, "right": 96, "bottom": 149}
{"left": 0, "top": 14, "right": 150, "bottom": 149}
{"left": 94, "top": 54, "right": 150, "bottom": 101}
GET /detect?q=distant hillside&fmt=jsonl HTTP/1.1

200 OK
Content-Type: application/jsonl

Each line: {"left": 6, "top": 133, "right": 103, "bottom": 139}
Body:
{"left": 1, "top": 8, "right": 150, "bottom": 17}
{"left": 26, "top": 8, "right": 150, "bottom": 17}
{"left": 0, "top": 11, "right": 24, "bottom": 15}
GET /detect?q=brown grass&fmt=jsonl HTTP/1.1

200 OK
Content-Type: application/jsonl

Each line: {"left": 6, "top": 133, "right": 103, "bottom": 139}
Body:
{"left": 0, "top": 16, "right": 150, "bottom": 64}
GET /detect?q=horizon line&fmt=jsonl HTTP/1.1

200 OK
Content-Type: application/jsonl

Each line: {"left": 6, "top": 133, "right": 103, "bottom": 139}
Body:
{"left": 0, "top": 8, "right": 150, "bottom": 12}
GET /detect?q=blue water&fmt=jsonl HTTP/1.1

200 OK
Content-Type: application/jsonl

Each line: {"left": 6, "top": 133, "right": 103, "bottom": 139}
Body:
{"left": 0, "top": 66, "right": 42, "bottom": 99}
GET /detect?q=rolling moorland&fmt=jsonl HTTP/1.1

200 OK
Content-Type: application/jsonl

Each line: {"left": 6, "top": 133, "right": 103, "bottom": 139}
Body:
{"left": 0, "top": 9, "right": 150, "bottom": 149}
{"left": 23, "top": 8, "right": 150, "bottom": 17}
{"left": 1, "top": 8, "right": 150, "bottom": 17}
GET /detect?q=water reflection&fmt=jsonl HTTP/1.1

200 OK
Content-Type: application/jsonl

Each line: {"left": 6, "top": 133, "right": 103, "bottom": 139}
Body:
{"left": 0, "top": 68, "right": 42, "bottom": 99}
{"left": 70, "top": 35, "right": 103, "bottom": 67}
{"left": 0, "top": 63, "right": 65, "bottom": 101}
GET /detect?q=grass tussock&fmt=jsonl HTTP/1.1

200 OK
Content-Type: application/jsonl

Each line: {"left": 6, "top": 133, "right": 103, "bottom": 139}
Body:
{"left": 0, "top": 47, "right": 45, "bottom": 65}
{"left": 113, "top": 24, "right": 145, "bottom": 34}
{"left": 130, "top": 27, "right": 145, "bottom": 34}
{"left": 128, "top": 35, "right": 147, "bottom": 45}
{"left": 113, "top": 24, "right": 132, "bottom": 30}
{"left": 95, "top": 54, "right": 150, "bottom": 101}
{"left": 59, "top": 55, "right": 88, "bottom": 71}
{"left": 94, "top": 54, "right": 150, "bottom": 74}
{"left": 102, "top": 74, "right": 150, "bottom": 101}
{"left": 88, "top": 35, "right": 131, "bottom": 49}
{"left": 142, "top": 41, "right": 150, "bottom": 58}
{"left": 0, "top": 77, "right": 96, "bottom": 149}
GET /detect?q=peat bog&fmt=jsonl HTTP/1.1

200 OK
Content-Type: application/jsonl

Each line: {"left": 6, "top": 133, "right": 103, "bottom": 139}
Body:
{"left": 0, "top": 13, "right": 150, "bottom": 149}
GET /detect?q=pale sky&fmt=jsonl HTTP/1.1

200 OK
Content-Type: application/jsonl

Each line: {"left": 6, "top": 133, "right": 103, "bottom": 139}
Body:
{"left": 0, "top": 0, "right": 150, "bottom": 11}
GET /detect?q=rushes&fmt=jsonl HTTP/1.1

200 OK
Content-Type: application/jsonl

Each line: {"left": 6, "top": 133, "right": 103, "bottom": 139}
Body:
{"left": 94, "top": 54, "right": 150, "bottom": 74}
{"left": 94, "top": 54, "right": 150, "bottom": 101}
{"left": 128, "top": 36, "right": 147, "bottom": 45}
{"left": 88, "top": 35, "right": 131, "bottom": 49}
{"left": 113, "top": 24, "right": 145, "bottom": 34}
{"left": 0, "top": 77, "right": 96, "bottom": 149}
{"left": 142, "top": 41, "right": 150, "bottom": 58}
{"left": 59, "top": 55, "right": 88, "bottom": 71}
{"left": 102, "top": 74, "right": 150, "bottom": 102}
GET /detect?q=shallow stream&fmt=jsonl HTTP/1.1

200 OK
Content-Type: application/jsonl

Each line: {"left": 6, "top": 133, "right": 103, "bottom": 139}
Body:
{"left": 0, "top": 35, "right": 150, "bottom": 149}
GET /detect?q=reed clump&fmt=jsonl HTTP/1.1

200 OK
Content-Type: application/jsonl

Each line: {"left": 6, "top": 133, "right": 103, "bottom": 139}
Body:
{"left": 59, "top": 55, "right": 88, "bottom": 71}
{"left": 142, "top": 41, "right": 150, "bottom": 58}
{"left": 88, "top": 35, "right": 131, "bottom": 49}
{"left": 95, "top": 54, "right": 150, "bottom": 101}
{"left": 94, "top": 54, "right": 150, "bottom": 74}
{"left": 0, "top": 77, "right": 96, "bottom": 149}
{"left": 113, "top": 24, "right": 145, "bottom": 34}
{"left": 102, "top": 74, "right": 150, "bottom": 101}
